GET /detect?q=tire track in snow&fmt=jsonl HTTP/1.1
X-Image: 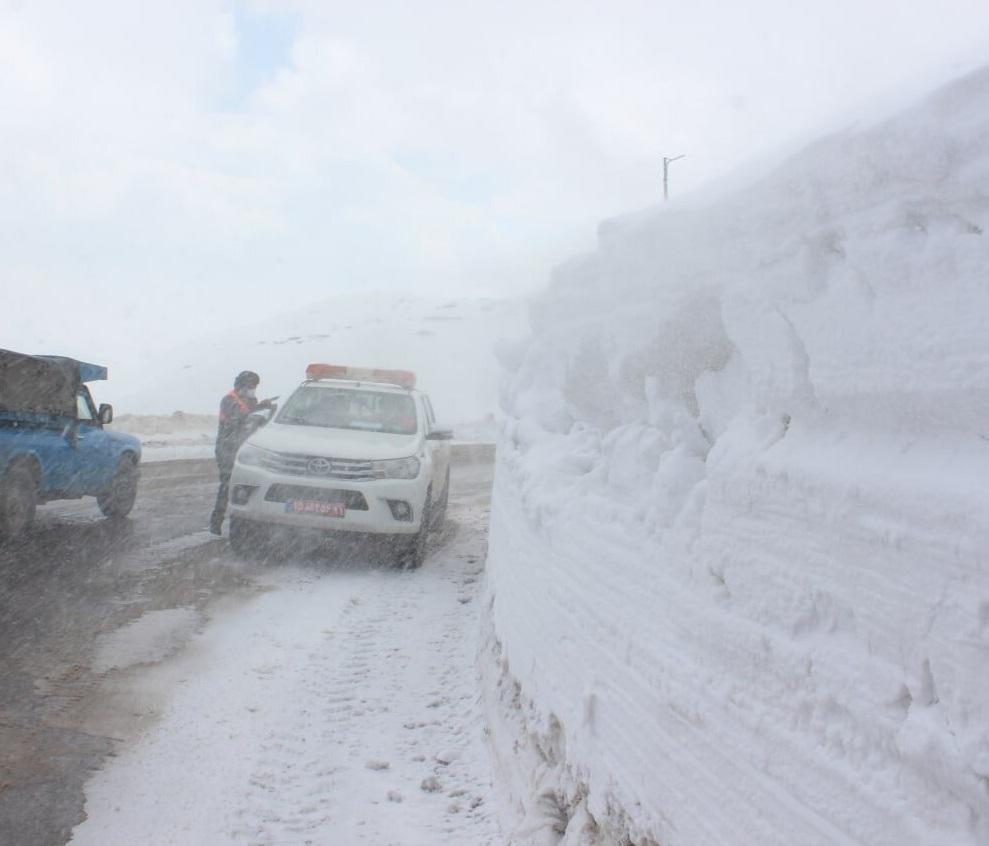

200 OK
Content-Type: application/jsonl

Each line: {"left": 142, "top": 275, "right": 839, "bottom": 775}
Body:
{"left": 71, "top": 463, "right": 500, "bottom": 846}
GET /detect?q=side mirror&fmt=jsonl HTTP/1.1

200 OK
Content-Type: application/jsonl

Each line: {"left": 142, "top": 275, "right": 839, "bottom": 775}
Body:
{"left": 247, "top": 409, "right": 272, "bottom": 431}
{"left": 98, "top": 403, "right": 114, "bottom": 425}
{"left": 426, "top": 427, "right": 454, "bottom": 441}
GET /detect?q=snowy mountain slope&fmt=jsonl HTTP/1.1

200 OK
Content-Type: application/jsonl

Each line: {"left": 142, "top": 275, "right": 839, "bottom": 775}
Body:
{"left": 105, "top": 293, "right": 527, "bottom": 428}
{"left": 484, "top": 66, "right": 989, "bottom": 844}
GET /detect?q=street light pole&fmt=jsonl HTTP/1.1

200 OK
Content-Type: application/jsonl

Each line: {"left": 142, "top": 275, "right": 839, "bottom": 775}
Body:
{"left": 662, "top": 154, "right": 685, "bottom": 201}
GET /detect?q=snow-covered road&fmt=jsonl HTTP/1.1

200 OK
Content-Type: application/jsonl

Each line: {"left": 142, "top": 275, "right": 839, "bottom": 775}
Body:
{"left": 70, "top": 463, "right": 500, "bottom": 846}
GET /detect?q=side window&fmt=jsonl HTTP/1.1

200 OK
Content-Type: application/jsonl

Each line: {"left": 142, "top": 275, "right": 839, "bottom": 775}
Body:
{"left": 423, "top": 396, "right": 436, "bottom": 428}
{"left": 76, "top": 389, "right": 95, "bottom": 422}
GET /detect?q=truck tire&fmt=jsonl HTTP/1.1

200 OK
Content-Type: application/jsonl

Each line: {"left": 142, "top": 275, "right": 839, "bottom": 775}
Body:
{"left": 397, "top": 492, "right": 431, "bottom": 570}
{"left": 0, "top": 464, "right": 38, "bottom": 539}
{"left": 98, "top": 457, "right": 139, "bottom": 518}
{"left": 431, "top": 467, "right": 450, "bottom": 531}
{"left": 230, "top": 517, "right": 264, "bottom": 560}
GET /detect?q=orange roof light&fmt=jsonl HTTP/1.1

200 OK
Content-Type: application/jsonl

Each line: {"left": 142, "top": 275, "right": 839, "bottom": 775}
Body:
{"left": 306, "top": 363, "right": 416, "bottom": 390}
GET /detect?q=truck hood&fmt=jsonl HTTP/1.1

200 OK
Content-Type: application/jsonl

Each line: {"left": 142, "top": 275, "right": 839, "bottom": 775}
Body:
{"left": 248, "top": 422, "right": 421, "bottom": 461}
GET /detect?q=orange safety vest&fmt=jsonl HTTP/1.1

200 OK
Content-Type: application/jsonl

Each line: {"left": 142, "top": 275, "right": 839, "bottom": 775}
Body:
{"left": 219, "top": 389, "right": 251, "bottom": 421}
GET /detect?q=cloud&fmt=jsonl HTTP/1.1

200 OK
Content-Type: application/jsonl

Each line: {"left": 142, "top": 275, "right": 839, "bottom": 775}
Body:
{"left": 1, "top": 0, "right": 988, "bottom": 362}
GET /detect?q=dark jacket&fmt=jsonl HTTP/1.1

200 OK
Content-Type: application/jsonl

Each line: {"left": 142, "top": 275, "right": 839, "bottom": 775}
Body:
{"left": 215, "top": 390, "right": 259, "bottom": 464}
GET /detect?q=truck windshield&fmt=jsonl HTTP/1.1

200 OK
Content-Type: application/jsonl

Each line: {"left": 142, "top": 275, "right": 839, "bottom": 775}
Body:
{"left": 276, "top": 387, "right": 418, "bottom": 435}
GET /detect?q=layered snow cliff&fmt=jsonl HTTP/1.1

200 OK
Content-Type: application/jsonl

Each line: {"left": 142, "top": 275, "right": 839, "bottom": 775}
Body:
{"left": 485, "top": 66, "right": 989, "bottom": 844}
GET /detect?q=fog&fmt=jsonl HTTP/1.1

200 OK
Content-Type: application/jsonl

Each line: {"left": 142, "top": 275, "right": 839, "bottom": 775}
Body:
{"left": 3, "top": 0, "right": 987, "bottom": 365}
{"left": 2, "top": 3, "right": 989, "bottom": 845}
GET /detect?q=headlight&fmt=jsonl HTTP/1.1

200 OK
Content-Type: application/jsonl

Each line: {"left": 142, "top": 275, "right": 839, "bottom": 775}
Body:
{"left": 371, "top": 456, "right": 420, "bottom": 480}
{"left": 236, "top": 443, "right": 268, "bottom": 466}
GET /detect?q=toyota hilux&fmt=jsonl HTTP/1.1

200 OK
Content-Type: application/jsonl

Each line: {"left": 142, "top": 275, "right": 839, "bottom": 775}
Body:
{"left": 227, "top": 364, "right": 452, "bottom": 568}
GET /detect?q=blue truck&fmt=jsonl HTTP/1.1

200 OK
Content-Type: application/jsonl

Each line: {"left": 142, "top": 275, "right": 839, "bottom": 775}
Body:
{"left": 0, "top": 349, "right": 142, "bottom": 539}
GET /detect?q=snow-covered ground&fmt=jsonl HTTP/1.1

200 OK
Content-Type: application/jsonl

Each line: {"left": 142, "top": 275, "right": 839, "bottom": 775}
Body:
{"left": 71, "top": 462, "right": 500, "bottom": 845}
{"left": 108, "top": 413, "right": 218, "bottom": 461}
{"left": 484, "top": 65, "right": 989, "bottom": 844}
{"left": 104, "top": 293, "right": 527, "bottom": 428}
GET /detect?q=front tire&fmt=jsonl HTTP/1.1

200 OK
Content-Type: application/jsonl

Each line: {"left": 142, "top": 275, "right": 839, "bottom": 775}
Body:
{"left": 0, "top": 465, "right": 38, "bottom": 539}
{"left": 98, "top": 456, "right": 139, "bottom": 518}
{"left": 230, "top": 517, "right": 265, "bottom": 560}
{"left": 431, "top": 467, "right": 450, "bottom": 531}
{"left": 397, "top": 493, "right": 431, "bottom": 570}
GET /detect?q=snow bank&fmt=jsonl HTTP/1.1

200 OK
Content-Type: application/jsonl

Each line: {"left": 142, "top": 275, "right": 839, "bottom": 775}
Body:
{"left": 484, "top": 66, "right": 989, "bottom": 844}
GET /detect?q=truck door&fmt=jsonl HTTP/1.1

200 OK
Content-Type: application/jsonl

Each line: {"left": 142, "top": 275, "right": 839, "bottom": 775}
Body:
{"left": 67, "top": 387, "right": 117, "bottom": 494}
{"left": 38, "top": 417, "right": 84, "bottom": 494}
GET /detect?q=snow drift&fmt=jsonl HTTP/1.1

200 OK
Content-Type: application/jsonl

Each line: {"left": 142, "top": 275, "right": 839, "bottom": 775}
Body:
{"left": 484, "top": 66, "right": 989, "bottom": 844}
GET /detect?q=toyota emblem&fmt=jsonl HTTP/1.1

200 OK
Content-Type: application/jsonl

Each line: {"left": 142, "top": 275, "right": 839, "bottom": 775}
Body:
{"left": 307, "top": 457, "right": 332, "bottom": 476}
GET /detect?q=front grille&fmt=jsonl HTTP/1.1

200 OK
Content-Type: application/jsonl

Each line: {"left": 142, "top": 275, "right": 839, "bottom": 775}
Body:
{"left": 259, "top": 451, "right": 375, "bottom": 481}
{"left": 264, "top": 484, "right": 369, "bottom": 510}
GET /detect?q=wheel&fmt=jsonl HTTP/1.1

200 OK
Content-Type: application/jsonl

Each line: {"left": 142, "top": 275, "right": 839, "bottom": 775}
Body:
{"left": 229, "top": 517, "right": 252, "bottom": 558}
{"left": 431, "top": 467, "right": 450, "bottom": 531}
{"left": 0, "top": 464, "right": 38, "bottom": 539}
{"left": 230, "top": 517, "right": 265, "bottom": 560}
{"left": 397, "top": 493, "right": 431, "bottom": 570}
{"left": 98, "top": 456, "right": 139, "bottom": 518}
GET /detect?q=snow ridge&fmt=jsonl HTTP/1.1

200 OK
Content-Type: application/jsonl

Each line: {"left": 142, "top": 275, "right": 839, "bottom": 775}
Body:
{"left": 485, "top": 66, "right": 989, "bottom": 844}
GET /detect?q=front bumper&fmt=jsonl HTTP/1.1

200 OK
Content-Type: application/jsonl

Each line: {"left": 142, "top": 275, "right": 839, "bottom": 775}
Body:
{"left": 228, "top": 463, "right": 427, "bottom": 535}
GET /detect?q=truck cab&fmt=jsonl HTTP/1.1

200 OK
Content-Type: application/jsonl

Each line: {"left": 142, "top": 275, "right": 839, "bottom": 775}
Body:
{"left": 0, "top": 349, "right": 142, "bottom": 539}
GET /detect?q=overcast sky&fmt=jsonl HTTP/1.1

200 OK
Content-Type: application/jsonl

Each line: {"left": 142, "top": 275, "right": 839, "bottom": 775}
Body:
{"left": 2, "top": 0, "right": 987, "bottom": 362}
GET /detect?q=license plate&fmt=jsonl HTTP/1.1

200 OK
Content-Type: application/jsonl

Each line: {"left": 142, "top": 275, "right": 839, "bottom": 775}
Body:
{"left": 286, "top": 499, "right": 345, "bottom": 517}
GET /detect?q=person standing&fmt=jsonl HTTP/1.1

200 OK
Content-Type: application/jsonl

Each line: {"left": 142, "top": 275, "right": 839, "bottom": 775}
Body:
{"left": 209, "top": 370, "right": 272, "bottom": 535}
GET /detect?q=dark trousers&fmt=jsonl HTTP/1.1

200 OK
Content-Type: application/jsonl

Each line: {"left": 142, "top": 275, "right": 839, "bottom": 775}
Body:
{"left": 210, "top": 455, "right": 235, "bottom": 528}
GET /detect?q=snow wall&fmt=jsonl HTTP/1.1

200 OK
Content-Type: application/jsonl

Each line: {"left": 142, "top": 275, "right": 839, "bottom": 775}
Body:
{"left": 483, "top": 66, "right": 989, "bottom": 845}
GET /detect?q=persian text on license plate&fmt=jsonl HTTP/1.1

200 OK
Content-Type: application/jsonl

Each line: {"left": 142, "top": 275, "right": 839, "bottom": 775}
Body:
{"left": 286, "top": 499, "right": 345, "bottom": 517}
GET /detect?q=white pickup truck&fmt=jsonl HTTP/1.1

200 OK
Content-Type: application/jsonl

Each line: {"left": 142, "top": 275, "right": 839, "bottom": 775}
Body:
{"left": 228, "top": 364, "right": 452, "bottom": 568}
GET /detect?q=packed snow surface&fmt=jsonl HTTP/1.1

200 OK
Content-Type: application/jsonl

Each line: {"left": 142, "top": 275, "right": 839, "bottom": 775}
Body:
{"left": 485, "top": 66, "right": 989, "bottom": 844}
{"left": 72, "top": 463, "right": 499, "bottom": 845}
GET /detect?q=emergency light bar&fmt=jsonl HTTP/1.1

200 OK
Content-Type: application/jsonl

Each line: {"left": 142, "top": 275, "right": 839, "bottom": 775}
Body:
{"left": 306, "top": 363, "right": 417, "bottom": 390}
